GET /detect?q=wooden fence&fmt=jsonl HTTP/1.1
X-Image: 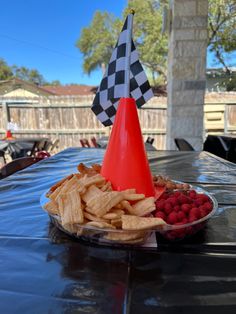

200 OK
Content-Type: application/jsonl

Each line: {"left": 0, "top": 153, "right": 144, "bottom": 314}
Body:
{"left": 0, "top": 94, "right": 235, "bottom": 151}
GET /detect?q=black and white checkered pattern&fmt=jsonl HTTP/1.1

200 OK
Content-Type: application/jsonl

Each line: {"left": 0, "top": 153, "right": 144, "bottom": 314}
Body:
{"left": 92, "top": 15, "right": 154, "bottom": 126}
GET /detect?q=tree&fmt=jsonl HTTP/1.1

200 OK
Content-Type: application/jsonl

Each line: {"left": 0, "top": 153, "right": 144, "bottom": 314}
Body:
{"left": 11, "top": 65, "right": 46, "bottom": 85}
{"left": 208, "top": 0, "right": 236, "bottom": 71}
{"left": 77, "top": 0, "right": 236, "bottom": 87}
{"left": 76, "top": 11, "right": 122, "bottom": 75}
{"left": 46, "top": 80, "right": 61, "bottom": 86}
{"left": 220, "top": 73, "right": 236, "bottom": 91}
{"left": 0, "top": 58, "right": 13, "bottom": 80}
{"left": 76, "top": 0, "right": 168, "bottom": 85}
{"left": 125, "top": 0, "right": 168, "bottom": 84}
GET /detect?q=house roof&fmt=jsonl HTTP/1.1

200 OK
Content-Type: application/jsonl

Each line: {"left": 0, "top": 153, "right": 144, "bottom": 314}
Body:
{"left": 206, "top": 67, "right": 236, "bottom": 78}
{"left": 0, "top": 78, "right": 54, "bottom": 96}
{"left": 42, "top": 85, "right": 97, "bottom": 96}
{"left": 0, "top": 77, "right": 167, "bottom": 97}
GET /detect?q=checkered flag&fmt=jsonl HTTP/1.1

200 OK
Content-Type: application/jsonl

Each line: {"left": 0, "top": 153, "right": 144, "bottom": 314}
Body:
{"left": 92, "top": 14, "right": 154, "bottom": 126}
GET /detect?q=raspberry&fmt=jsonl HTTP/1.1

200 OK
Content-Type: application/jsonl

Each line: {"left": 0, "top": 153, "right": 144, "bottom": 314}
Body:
{"left": 177, "top": 211, "right": 186, "bottom": 222}
{"left": 155, "top": 199, "right": 165, "bottom": 211}
{"left": 189, "top": 190, "right": 197, "bottom": 196}
{"left": 181, "top": 218, "right": 188, "bottom": 225}
{"left": 178, "top": 194, "right": 190, "bottom": 204}
{"left": 164, "top": 203, "right": 172, "bottom": 214}
{"left": 155, "top": 211, "right": 166, "bottom": 221}
{"left": 168, "top": 212, "right": 178, "bottom": 224}
{"left": 199, "top": 208, "right": 207, "bottom": 218}
{"left": 178, "top": 194, "right": 192, "bottom": 204}
{"left": 167, "top": 197, "right": 178, "bottom": 207}
{"left": 189, "top": 191, "right": 197, "bottom": 199}
{"left": 160, "top": 193, "right": 169, "bottom": 200}
{"left": 181, "top": 203, "right": 191, "bottom": 214}
{"left": 190, "top": 207, "right": 200, "bottom": 219}
{"left": 194, "top": 198, "right": 204, "bottom": 207}
{"left": 203, "top": 202, "right": 213, "bottom": 213}
{"left": 177, "top": 218, "right": 188, "bottom": 225}
{"left": 173, "top": 205, "right": 181, "bottom": 212}
{"left": 197, "top": 194, "right": 209, "bottom": 202}
{"left": 174, "top": 191, "right": 181, "bottom": 198}
{"left": 188, "top": 215, "right": 197, "bottom": 223}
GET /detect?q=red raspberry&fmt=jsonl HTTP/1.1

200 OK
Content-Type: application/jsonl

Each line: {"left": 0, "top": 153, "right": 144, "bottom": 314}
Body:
{"left": 203, "top": 202, "right": 213, "bottom": 213}
{"left": 160, "top": 193, "right": 169, "bottom": 200}
{"left": 199, "top": 207, "right": 207, "bottom": 218}
{"left": 164, "top": 203, "right": 172, "bottom": 214}
{"left": 173, "top": 205, "right": 181, "bottom": 212}
{"left": 188, "top": 215, "right": 197, "bottom": 223}
{"left": 197, "top": 194, "right": 209, "bottom": 202}
{"left": 194, "top": 198, "right": 204, "bottom": 207}
{"left": 190, "top": 207, "right": 200, "bottom": 219}
{"left": 167, "top": 197, "right": 178, "bottom": 207}
{"left": 178, "top": 194, "right": 190, "bottom": 204}
{"left": 189, "top": 191, "right": 197, "bottom": 199}
{"left": 177, "top": 218, "right": 188, "bottom": 225}
{"left": 155, "top": 211, "right": 166, "bottom": 221}
{"left": 155, "top": 199, "right": 165, "bottom": 211}
{"left": 168, "top": 212, "right": 178, "bottom": 224}
{"left": 177, "top": 211, "right": 186, "bottom": 222}
{"left": 174, "top": 191, "right": 181, "bottom": 198}
{"left": 181, "top": 218, "right": 188, "bottom": 225}
{"left": 181, "top": 203, "right": 191, "bottom": 214}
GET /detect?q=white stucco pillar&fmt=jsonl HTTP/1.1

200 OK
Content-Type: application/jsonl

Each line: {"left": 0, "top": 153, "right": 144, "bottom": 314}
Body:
{"left": 166, "top": 0, "right": 208, "bottom": 150}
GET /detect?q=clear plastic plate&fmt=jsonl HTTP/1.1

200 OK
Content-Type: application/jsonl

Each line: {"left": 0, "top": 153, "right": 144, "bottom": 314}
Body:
{"left": 40, "top": 184, "right": 218, "bottom": 245}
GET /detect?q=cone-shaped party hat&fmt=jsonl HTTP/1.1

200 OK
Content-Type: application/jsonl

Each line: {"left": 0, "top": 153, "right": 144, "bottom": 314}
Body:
{"left": 101, "top": 97, "right": 155, "bottom": 197}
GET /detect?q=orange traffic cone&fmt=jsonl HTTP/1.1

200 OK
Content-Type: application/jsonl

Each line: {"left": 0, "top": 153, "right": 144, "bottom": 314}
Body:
{"left": 5, "top": 130, "right": 13, "bottom": 139}
{"left": 101, "top": 97, "right": 155, "bottom": 197}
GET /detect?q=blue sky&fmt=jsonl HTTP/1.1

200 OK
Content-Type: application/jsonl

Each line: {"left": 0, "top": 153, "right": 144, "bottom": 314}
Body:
{"left": 0, "top": 0, "right": 126, "bottom": 85}
{"left": 0, "top": 0, "right": 231, "bottom": 86}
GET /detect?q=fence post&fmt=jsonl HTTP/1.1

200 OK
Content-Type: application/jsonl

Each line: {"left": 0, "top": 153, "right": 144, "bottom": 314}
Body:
{"left": 2, "top": 101, "right": 10, "bottom": 129}
{"left": 224, "top": 104, "right": 228, "bottom": 134}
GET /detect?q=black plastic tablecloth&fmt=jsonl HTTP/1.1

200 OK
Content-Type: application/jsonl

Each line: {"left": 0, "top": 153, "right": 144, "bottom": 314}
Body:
{"left": 1, "top": 148, "right": 236, "bottom": 314}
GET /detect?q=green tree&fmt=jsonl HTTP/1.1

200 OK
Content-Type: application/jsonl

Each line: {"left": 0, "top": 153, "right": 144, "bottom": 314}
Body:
{"left": 0, "top": 58, "right": 62, "bottom": 86}
{"left": 208, "top": 0, "right": 236, "bottom": 71}
{"left": 12, "top": 65, "right": 46, "bottom": 85}
{"left": 125, "top": 0, "right": 168, "bottom": 84}
{"left": 77, "top": 0, "right": 236, "bottom": 87}
{"left": 76, "top": 0, "right": 168, "bottom": 85}
{"left": 48, "top": 80, "right": 61, "bottom": 86}
{"left": 220, "top": 74, "right": 236, "bottom": 91}
{"left": 77, "top": 11, "right": 122, "bottom": 76}
{"left": 0, "top": 58, "right": 13, "bottom": 80}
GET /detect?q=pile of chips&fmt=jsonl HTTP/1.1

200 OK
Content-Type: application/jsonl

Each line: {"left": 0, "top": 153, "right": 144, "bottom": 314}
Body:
{"left": 44, "top": 163, "right": 166, "bottom": 244}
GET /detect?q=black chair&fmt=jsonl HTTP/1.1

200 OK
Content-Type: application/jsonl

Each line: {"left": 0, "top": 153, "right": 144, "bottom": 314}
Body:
{"left": 146, "top": 137, "right": 154, "bottom": 145}
{"left": 203, "top": 136, "right": 230, "bottom": 160}
{"left": 80, "top": 139, "right": 91, "bottom": 148}
{"left": 91, "top": 137, "right": 101, "bottom": 148}
{"left": 30, "top": 140, "right": 51, "bottom": 157}
{"left": 0, "top": 150, "right": 6, "bottom": 164}
{"left": 174, "top": 138, "right": 195, "bottom": 151}
{"left": 49, "top": 139, "right": 60, "bottom": 153}
{"left": 0, "top": 157, "right": 43, "bottom": 179}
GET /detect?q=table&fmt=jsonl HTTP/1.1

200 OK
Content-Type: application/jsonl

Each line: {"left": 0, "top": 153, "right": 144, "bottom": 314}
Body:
{"left": 0, "top": 148, "right": 236, "bottom": 314}
{"left": 204, "top": 134, "right": 236, "bottom": 163}
{"left": 0, "top": 137, "right": 50, "bottom": 159}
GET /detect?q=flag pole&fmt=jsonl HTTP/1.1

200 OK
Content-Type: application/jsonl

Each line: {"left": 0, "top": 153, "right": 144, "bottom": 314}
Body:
{"left": 124, "top": 9, "right": 135, "bottom": 98}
